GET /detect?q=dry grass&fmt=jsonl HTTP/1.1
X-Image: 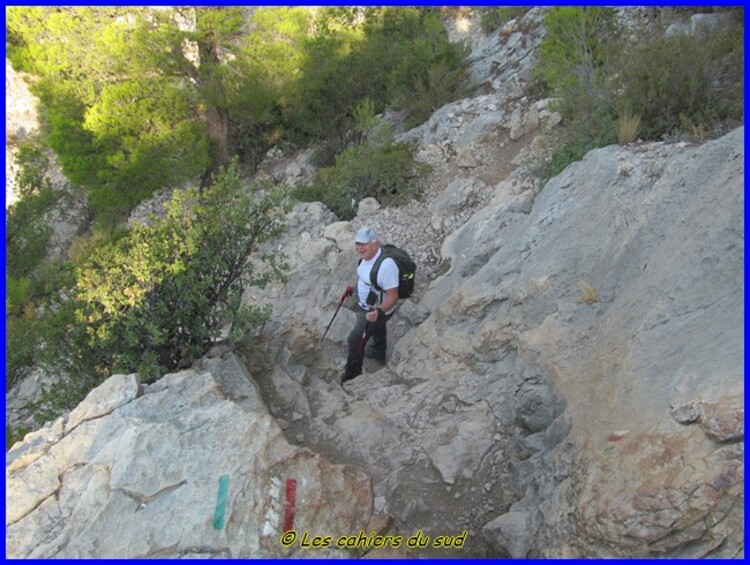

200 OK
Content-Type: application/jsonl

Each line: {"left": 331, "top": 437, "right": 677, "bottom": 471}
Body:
{"left": 617, "top": 111, "right": 642, "bottom": 145}
{"left": 577, "top": 280, "right": 598, "bottom": 304}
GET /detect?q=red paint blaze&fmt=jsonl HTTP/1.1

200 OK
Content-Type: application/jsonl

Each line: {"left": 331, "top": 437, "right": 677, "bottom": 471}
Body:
{"left": 607, "top": 434, "right": 624, "bottom": 442}
{"left": 283, "top": 478, "right": 297, "bottom": 532}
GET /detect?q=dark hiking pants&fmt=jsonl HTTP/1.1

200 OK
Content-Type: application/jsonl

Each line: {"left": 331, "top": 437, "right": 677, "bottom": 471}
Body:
{"left": 344, "top": 309, "right": 392, "bottom": 379}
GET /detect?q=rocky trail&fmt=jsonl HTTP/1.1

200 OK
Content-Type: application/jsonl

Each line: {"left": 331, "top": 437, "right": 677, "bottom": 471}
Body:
{"left": 6, "top": 8, "right": 743, "bottom": 558}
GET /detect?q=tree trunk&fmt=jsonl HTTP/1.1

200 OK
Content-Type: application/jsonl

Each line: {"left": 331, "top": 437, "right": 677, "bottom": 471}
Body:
{"left": 200, "top": 104, "right": 231, "bottom": 189}
{"left": 196, "top": 16, "right": 231, "bottom": 190}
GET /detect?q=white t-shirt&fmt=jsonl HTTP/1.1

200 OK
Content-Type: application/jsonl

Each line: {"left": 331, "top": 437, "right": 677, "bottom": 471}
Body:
{"left": 357, "top": 248, "right": 399, "bottom": 314}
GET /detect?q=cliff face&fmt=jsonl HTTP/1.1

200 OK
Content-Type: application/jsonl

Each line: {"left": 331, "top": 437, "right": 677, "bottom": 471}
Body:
{"left": 6, "top": 8, "right": 744, "bottom": 559}
{"left": 8, "top": 127, "right": 741, "bottom": 558}
{"left": 238, "top": 126, "right": 743, "bottom": 558}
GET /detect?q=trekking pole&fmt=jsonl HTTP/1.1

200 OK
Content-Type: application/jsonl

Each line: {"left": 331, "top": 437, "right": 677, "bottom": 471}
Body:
{"left": 321, "top": 288, "right": 350, "bottom": 341}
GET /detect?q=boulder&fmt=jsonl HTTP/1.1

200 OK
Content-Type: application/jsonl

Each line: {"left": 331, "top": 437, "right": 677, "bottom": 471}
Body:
{"left": 5, "top": 355, "right": 374, "bottom": 558}
{"left": 323, "top": 221, "right": 355, "bottom": 253}
{"left": 358, "top": 197, "right": 382, "bottom": 217}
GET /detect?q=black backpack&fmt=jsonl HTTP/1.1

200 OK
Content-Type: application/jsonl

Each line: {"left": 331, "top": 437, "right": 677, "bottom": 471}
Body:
{"left": 369, "top": 244, "right": 416, "bottom": 299}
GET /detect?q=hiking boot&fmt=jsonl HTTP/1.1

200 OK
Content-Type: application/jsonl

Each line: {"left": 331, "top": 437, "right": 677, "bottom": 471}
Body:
{"left": 341, "top": 370, "right": 360, "bottom": 384}
{"left": 364, "top": 345, "right": 386, "bottom": 363}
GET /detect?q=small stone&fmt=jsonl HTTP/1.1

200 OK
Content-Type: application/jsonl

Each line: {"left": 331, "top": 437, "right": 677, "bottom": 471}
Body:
{"left": 670, "top": 402, "right": 703, "bottom": 425}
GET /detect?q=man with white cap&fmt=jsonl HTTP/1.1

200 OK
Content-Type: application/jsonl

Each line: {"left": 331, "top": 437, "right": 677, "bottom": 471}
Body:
{"left": 340, "top": 226, "right": 400, "bottom": 383}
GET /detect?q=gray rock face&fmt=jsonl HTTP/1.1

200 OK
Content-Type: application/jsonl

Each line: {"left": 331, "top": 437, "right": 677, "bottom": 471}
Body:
{"left": 465, "top": 8, "right": 546, "bottom": 95}
{"left": 245, "top": 127, "right": 743, "bottom": 558}
{"left": 436, "top": 128, "right": 743, "bottom": 558}
{"left": 6, "top": 355, "right": 374, "bottom": 558}
{"left": 65, "top": 373, "right": 142, "bottom": 434}
{"left": 667, "top": 12, "right": 735, "bottom": 38}
{"left": 11, "top": 127, "right": 740, "bottom": 558}
{"left": 6, "top": 8, "right": 743, "bottom": 559}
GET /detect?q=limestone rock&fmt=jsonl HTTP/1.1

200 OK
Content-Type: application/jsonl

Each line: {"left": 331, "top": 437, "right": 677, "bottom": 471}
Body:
{"left": 323, "top": 221, "right": 355, "bottom": 252}
{"left": 5, "top": 356, "right": 374, "bottom": 558}
{"left": 426, "top": 403, "right": 496, "bottom": 485}
{"left": 576, "top": 427, "right": 743, "bottom": 557}
{"left": 456, "top": 147, "right": 478, "bottom": 168}
{"left": 698, "top": 395, "right": 743, "bottom": 443}
{"left": 465, "top": 8, "right": 546, "bottom": 93}
{"left": 358, "top": 197, "right": 382, "bottom": 217}
{"left": 285, "top": 202, "right": 337, "bottom": 238}
{"left": 428, "top": 178, "right": 484, "bottom": 215}
{"left": 509, "top": 103, "right": 541, "bottom": 141}
{"left": 65, "top": 373, "right": 142, "bottom": 434}
{"left": 482, "top": 511, "right": 532, "bottom": 557}
{"left": 6, "top": 9, "right": 744, "bottom": 559}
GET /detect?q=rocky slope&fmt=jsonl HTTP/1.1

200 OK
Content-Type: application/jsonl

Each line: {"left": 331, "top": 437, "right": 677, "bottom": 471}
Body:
{"left": 6, "top": 7, "right": 744, "bottom": 559}
{"left": 237, "top": 126, "right": 744, "bottom": 559}
{"left": 6, "top": 358, "right": 376, "bottom": 558}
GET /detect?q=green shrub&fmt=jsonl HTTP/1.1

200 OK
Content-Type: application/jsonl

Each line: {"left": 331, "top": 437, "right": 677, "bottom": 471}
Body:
{"left": 6, "top": 137, "right": 59, "bottom": 279}
{"left": 542, "top": 99, "right": 616, "bottom": 180}
{"left": 5, "top": 303, "right": 41, "bottom": 391}
{"left": 611, "top": 18, "right": 744, "bottom": 140}
{"left": 294, "top": 134, "right": 429, "bottom": 220}
{"left": 536, "top": 7, "right": 618, "bottom": 92}
{"left": 535, "top": 6, "right": 743, "bottom": 176}
{"left": 388, "top": 10, "right": 470, "bottom": 128}
{"left": 287, "top": 7, "right": 469, "bottom": 151}
{"left": 531, "top": 7, "right": 621, "bottom": 178}
{"left": 38, "top": 159, "right": 287, "bottom": 412}
{"left": 395, "top": 59, "right": 471, "bottom": 129}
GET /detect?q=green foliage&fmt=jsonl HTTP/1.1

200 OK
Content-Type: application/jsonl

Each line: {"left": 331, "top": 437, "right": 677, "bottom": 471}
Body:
{"left": 6, "top": 425, "right": 31, "bottom": 452}
{"left": 479, "top": 7, "right": 531, "bottom": 33}
{"left": 611, "top": 18, "right": 744, "bottom": 140}
{"left": 6, "top": 301, "right": 41, "bottom": 390}
{"left": 5, "top": 137, "right": 69, "bottom": 389}
{"left": 6, "top": 137, "right": 60, "bottom": 279}
{"left": 36, "top": 85, "right": 109, "bottom": 189}
{"left": 232, "top": 7, "right": 313, "bottom": 166}
{"left": 542, "top": 109, "right": 616, "bottom": 179}
{"left": 295, "top": 132, "right": 429, "bottom": 220}
{"left": 352, "top": 98, "right": 379, "bottom": 143}
{"left": 396, "top": 59, "right": 470, "bottom": 130}
{"left": 380, "top": 8, "right": 470, "bottom": 128}
{"left": 7, "top": 6, "right": 469, "bottom": 223}
{"left": 40, "top": 160, "right": 287, "bottom": 406}
{"left": 536, "top": 7, "right": 618, "bottom": 92}
{"left": 534, "top": 8, "right": 743, "bottom": 177}
{"left": 5, "top": 131, "right": 95, "bottom": 388}
{"left": 285, "top": 22, "right": 377, "bottom": 154}
{"left": 286, "top": 7, "right": 468, "bottom": 154}
{"left": 6, "top": 7, "right": 231, "bottom": 224}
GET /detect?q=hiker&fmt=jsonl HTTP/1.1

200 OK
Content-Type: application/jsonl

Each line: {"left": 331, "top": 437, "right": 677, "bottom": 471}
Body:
{"left": 341, "top": 227, "right": 400, "bottom": 383}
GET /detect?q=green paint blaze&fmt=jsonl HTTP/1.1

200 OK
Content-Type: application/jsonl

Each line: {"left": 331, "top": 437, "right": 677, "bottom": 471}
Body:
{"left": 213, "top": 475, "right": 230, "bottom": 530}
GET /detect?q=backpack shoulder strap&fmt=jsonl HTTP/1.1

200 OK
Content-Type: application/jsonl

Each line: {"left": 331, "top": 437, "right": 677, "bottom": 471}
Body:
{"left": 369, "top": 251, "right": 387, "bottom": 292}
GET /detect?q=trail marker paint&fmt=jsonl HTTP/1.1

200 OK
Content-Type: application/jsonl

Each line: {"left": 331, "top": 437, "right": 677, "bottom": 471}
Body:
{"left": 283, "top": 478, "right": 297, "bottom": 532}
{"left": 213, "top": 475, "right": 230, "bottom": 530}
